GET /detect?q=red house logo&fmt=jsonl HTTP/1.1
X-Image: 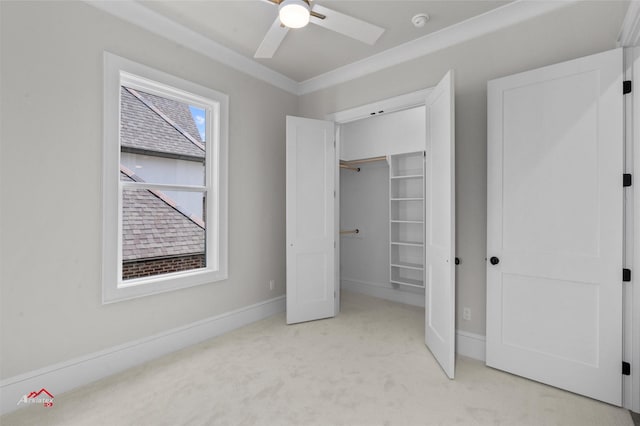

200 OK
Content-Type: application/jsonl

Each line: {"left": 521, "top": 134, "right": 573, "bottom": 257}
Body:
{"left": 17, "top": 388, "right": 54, "bottom": 407}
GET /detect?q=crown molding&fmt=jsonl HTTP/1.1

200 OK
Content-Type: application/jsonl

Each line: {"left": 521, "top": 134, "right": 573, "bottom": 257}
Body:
{"left": 86, "top": 1, "right": 580, "bottom": 97}
{"left": 297, "top": 0, "right": 578, "bottom": 95}
{"left": 618, "top": 0, "right": 640, "bottom": 47}
{"left": 84, "top": 0, "right": 299, "bottom": 95}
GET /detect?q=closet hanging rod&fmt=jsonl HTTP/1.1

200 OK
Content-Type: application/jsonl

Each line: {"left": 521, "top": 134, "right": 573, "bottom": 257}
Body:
{"left": 340, "top": 164, "right": 360, "bottom": 172}
{"left": 340, "top": 229, "right": 360, "bottom": 235}
{"left": 342, "top": 155, "right": 387, "bottom": 165}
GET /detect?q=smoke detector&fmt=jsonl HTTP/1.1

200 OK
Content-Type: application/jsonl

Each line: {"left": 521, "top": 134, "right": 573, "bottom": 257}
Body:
{"left": 412, "top": 13, "right": 429, "bottom": 28}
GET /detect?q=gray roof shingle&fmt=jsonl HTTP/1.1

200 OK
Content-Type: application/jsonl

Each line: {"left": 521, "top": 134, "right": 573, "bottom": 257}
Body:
{"left": 120, "top": 87, "right": 205, "bottom": 159}
{"left": 139, "top": 90, "right": 204, "bottom": 144}
{"left": 121, "top": 171, "right": 205, "bottom": 261}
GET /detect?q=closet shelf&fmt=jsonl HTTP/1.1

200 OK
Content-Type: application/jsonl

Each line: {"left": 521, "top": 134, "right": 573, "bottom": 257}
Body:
{"left": 391, "top": 262, "right": 424, "bottom": 271}
{"left": 391, "top": 278, "right": 424, "bottom": 288}
{"left": 388, "top": 151, "right": 426, "bottom": 291}
{"left": 391, "top": 241, "right": 424, "bottom": 247}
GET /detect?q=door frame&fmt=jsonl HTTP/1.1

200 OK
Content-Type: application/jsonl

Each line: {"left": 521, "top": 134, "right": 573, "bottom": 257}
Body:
{"left": 326, "top": 88, "right": 432, "bottom": 125}
{"left": 326, "top": 87, "right": 434, "bottom": 316}
{"left": 627, "top": 46, "right": 640, "bottom": 413}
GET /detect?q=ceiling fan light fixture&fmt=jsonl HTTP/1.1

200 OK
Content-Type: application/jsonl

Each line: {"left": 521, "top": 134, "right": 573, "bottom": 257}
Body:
{"left": 279, "top": 0, "right": 311, "bottom": 29}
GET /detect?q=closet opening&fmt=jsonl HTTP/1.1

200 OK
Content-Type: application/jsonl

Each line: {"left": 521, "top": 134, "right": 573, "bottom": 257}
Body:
{"left": 337, "top": 105, "right": 427, "bottom": 316}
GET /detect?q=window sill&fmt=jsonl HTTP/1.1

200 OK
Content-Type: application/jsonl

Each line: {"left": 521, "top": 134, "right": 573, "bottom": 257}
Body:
{"left": 102, "top": 268, "right": 228, "bottom": 304}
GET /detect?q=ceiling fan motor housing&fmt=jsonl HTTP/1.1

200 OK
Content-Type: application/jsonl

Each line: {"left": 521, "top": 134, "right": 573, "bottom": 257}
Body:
{"left": 279, "top": 0, "right": 311, "bottom": 29}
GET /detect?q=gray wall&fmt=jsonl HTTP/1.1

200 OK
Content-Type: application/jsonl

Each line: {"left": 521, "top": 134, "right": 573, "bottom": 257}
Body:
{"left": 340, "top": 161, "right": 390, "bottom": 287}
{"left": 299, "top": 1, "right": 628, "bottom": 336}
{"left": 0, "top": 1, "right": 296, "bottom": 378}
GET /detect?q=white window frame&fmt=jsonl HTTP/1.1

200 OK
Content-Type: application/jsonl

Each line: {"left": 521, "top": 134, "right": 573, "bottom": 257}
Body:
{"left": 102, "top": 52, "right": 228, "bottom": 304}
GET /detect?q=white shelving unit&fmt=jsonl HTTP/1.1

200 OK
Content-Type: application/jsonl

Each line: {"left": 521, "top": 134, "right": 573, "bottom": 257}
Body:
{"left": 388, "top": 151, "right": 425, "bottom": 288}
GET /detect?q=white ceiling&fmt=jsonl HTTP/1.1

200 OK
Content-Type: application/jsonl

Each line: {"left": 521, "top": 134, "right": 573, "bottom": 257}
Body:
{"left": 91, "top": 1, "right": 635, "bottom": 95}
{"left": 138, "top": 0, "right": 511, "bottom": 82}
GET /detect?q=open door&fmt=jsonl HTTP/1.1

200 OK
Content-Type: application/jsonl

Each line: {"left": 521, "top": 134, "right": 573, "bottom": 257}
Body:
{"left": 286, "top": 116, "right": 336, "bottom": 324}
{"left": 424, "top": 70, "right": 456, "bottom": 378}
{"left": 486, "top": 49, "right": 623, "bottom": 405}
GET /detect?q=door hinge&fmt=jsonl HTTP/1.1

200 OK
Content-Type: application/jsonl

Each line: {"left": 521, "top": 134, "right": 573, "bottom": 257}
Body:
{"left": 333, "top": 190, "right": 336, "bottom": 198}
{"left": 623, "top": 362, "right": 631, "bottom": 375}
{"left": 623, "top": 80, "right": 632, "bottom": 95}
{"left": 334, "top": 241, "right": 336, "bottom": 248}
{"left": 623, "top": 174, "right": 632, "bottom": 187}
{"left": 623, "top": 268, "right": 631, "bottom": 282}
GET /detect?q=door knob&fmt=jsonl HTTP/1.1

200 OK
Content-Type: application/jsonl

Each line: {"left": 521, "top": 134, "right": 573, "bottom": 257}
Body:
{"left": 490, "top": 256, "right": 500, "bottom": 265}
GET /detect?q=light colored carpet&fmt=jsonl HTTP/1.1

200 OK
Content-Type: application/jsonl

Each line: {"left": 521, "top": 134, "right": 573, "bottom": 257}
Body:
{"left": 1, "top": 291, "right": 633, "bottom": 426}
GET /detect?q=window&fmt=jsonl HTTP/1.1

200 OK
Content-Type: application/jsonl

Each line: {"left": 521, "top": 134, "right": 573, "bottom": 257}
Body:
{"left": 103, "top": 52, "right": 228, "bottom": 303}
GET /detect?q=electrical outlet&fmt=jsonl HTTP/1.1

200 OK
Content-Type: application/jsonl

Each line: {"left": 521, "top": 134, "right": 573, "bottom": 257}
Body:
{"left": 463, "top": 307, "right": 471, "bottom": 321}
{"left": 269, "top": 279, "right": 275, "bottom": 291}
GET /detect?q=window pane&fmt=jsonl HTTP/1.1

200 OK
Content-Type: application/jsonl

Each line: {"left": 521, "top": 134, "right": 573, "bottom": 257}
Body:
{"left": 120, "top": 86, "right": 206, "bottom": 186}
{"left": 122, "top": 187, "right": 206, "bottom": 281}
{"left": 189, "top": 105, "right": 206, "bottom": 142}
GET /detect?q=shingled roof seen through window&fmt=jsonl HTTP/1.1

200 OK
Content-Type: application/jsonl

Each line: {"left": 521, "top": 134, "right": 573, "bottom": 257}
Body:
{"left": 121, "top": 171, "right": 205, "bottom": 262}
{"left": 120, "top": 86, "right": 205, "bottom": 159}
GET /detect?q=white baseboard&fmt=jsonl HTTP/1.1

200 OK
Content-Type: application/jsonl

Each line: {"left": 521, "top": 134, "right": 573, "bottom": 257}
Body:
{"left": 342, "top": 277, "right": 425, "bottom": 307}
{"left": 456, "top": 330, "right": 486, "bottom": 362}
{"left": 0, "top": 295, "right": 285, "bottom": 416}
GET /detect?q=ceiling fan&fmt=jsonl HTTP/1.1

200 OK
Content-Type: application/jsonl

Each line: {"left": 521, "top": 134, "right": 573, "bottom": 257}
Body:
{"left": 255, "top": 0, "right": 385, "bottom": 59}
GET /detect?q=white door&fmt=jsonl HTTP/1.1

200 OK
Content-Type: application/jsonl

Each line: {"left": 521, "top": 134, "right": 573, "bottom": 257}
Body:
{"left": 286, "top": 116, "right": 336, "bottom": 325}
{"left": 486, "top": 49, "right": 623, "bottom": 405}
{"left": 425, "top": 70, "right": 456, "bottom": 378}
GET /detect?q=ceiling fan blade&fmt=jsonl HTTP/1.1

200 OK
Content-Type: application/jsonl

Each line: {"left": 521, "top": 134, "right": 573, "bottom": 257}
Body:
{"left": 254, "top": 17, "right": 289, "bottom": 58}
{"left": 310, "top": 4, "right": 384, "bottom": 45}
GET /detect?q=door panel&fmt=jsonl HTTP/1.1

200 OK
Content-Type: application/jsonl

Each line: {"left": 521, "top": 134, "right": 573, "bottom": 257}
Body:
{"left": 425, "top": 70, "right": 456, "bottom": 379}
{"left": 486, "top": 48, "right": 623, "bottom": 405}
{"left": 286, "top": 116, "right": 336, "bottom": 325}
{"left": 502, "top": 70, "right": 600, "bottom": 256}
